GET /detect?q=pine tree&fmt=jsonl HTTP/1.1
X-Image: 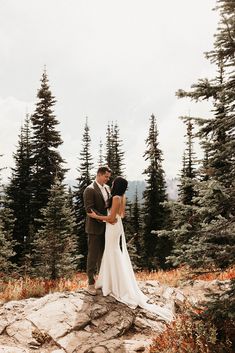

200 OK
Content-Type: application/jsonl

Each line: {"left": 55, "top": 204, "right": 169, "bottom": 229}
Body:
{"left": 0, "top": 192, "right": 16, "bottom": 274}
{"left": 1, "top": 193, "right": 15, "bottom": 242}
{"left": 33, "top": 177, "right": 78, "bottom": 279}
{"left": 105, "top": 122, "right": 113, "bottom": 171}
{"left": 122, "top": 200, "right": 135, "bottom": 267}
{"left": 197, "top": 59, "right": 232, "bottom": 188}
{"left": 178, "top": 117, "right": 197, "bottom": 205}
{"left": 0, "top": 156, "right": 15, "bottom": 274}
{"left": 0, "top": 216, "right": 15, "bottom": 274}
{"left": 105, "top": 122, "right": 125, "bottom": 184}
{"left": 112, "top": 122, "right": 125, "bottom": 177}
{"left": 177, "top": 1, "right": 235, "bottom": 190}
{"left": 98, "top": 139, "right": 104, "bottom": 167}
{"left": 131, "top": 187, "right": 142, "bottom": 266}
{"left": 30, "top": 69, "right": 66, "bottom": 231}
{"left": 122, "top": 189, "right": 143, "bottom": 269}
{"left": 158, "top": 118, "right": 198, "bottom": 268}
{"left": 172, "top": 0, "right": 235, "bottom": 269}
{"left": 180, "top": 2, "right": 235, "bottom": 329}
{"left": 74, "top": 118, "right": 93, "bottom": 271}
{"left": 199, "top": 135, "right": 211, "bottom": 182}
{"left": 67, "top": 186, "right": 75, "bottom": 211}
{"left": 6, "top": 115, "right": 33, "bottom": 265}
{"left": 142, "top": 114, "right": 169, "bottom": 269}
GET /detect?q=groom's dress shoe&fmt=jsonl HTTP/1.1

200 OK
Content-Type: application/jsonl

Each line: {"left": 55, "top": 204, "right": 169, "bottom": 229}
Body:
{"left": 86, "top": 284, "right": 97, "bottom": 296}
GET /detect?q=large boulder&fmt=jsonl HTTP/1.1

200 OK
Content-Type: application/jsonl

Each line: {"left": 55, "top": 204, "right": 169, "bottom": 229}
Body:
{"left": 0, "top": 281, "right": 181, "bottom": 353}
{"left": 1, "top": 279, "right": 227, "bottom": 353}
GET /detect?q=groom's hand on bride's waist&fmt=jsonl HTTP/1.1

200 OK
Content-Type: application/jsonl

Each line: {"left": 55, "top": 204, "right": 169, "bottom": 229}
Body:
{"left": 107, "top": 218, "right": 117, "bottom": 225}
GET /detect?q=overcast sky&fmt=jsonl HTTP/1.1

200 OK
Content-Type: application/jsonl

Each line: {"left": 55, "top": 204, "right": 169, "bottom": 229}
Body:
{"left": 0, "top": 0, "right": 219, "bottom": 183}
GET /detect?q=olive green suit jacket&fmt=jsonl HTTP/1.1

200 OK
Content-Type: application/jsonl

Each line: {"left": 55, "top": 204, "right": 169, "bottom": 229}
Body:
{"left": 83, "top": 181, "right": 111, "bottom": 235}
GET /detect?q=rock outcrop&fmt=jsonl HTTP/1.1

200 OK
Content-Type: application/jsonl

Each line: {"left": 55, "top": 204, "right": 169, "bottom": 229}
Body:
{"left": 0, "top": 279, "right": 229, "bottom": 353}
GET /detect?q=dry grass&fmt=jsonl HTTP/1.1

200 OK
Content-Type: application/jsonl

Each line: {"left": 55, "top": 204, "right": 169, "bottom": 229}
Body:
{"left": 0, "top": 266, "right": 234, "bottom": 303}
{"left": 136, "top": 266, "right": 235, "bottom": 286}
{"left": 135, "top": 267, "right": 188, "bottom": 287}
{"left": 149, "top": 313, "right": 233, "bottom": 353}
{"left": 0, "top": 273, "right": 87, "bottom": 302}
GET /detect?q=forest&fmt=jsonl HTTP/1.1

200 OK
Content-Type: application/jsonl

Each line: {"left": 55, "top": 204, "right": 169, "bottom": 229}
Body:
{"left": 0, "top": 1, "right": 234, "bottom": 352}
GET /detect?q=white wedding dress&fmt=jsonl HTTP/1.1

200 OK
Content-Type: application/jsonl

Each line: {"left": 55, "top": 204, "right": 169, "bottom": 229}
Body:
{"left": 95, "top": 214, "right": 173, "bottom": 322}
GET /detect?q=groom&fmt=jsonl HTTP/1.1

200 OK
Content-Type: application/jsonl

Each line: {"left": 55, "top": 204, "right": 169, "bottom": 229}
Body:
{"left": 83, "top": 166, "right": 112, "bottom": 295}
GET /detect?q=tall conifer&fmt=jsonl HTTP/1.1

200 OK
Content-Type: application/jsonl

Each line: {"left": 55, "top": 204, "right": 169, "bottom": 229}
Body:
{"left": 7, "top": 115, "right": 33, "bottom": 265}
{"left": 98, "top": 139, "right": 104, "bottom": 167}
{"left": 30, "top": 69, "right": 66, "bottom": 230}
{"left": 105, "top": 122, "right": 125, "bottom": 184}
{"left": 173, "top": 0, "right": 235, "bottom": 268}
{"left": 74, "top": 118, "right": 93, "bottom": 270}
{"left": 0, "top": 216, "right": 15, "bottom": 274}
{"left": 33, "top": 177, "right": 77, "bottom": 279}
{"left": 0, "top": 178, "right": 16, "bottom": 273}
{"left": 142, "top": 114, "right": 169, "bottom": 269}
{"left": 0, "top": 156, "right": 15, "bottom": 273}
{"left": 178, "top": 117, "right": 197, "bottom": 205}
{"left": 112, "top": 122, "right": 125, "bottom": 177}
{"left": 131, "top": 188, "right": 142, "bottom": 267}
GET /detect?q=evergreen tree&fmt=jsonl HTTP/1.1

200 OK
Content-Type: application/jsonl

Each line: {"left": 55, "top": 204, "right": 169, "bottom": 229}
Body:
{"left": 163, "top": 181, "right": 235, "bottom": 269}
{"left": 112, "top": 122, "right": 125, "bottom": 177}
{"left": 199, "top": 135, "right": 211, "bottom": 182}
{"left": 178, "top": 117, "right": 197, "bottom": 205}
{"left": 173, "top": 4, "right": 235, "bottom": 337}
{"left": 0, "top": 193, "right": 16, "bottom": 274}
{"left": 105, "top": 122, "right": 113, "bottom": 171}
{"left": 142, "top": 114, "right": 169, "bottom": 269}
{"left": 177, "top": 1, "right": 235, "bottom": 190}
{"left": 30, "top": 69, "right": 66, "bottom": 230}
{"left": 0, "top": 216, "right": 15, "bottom": 274}
{"left": 122, "top": 189, "right": 143, "bottom": 269}
{"left": 200, "top": 278, "right": 235, "bottom": 351}
{"left": 98, "top": 139, "right": 104, "bottom": 167}
{"left": 105, "top": 122, "right": 125, "bottom": 184}
{"left": 1, "top": 193, "right": 15, "bottom": 243}
{"left": 131, "top": 187, "right": 142, "bottom": 266}
{"left": 33, "top": 177, "right": 78, "bottom": 279}
{"left": 7, "top": 115, "right": 33, "bottom": 265}
{"left": 170, "top": 0, "right": 235, "bottom": 269}
{"left": 196, "top": 59, "right": 232, "bottom": 188}
{"left": 74, "top": 118, "right": 93, "bottom": 271}
{"left": 122, "top": 199, "right": 140, "bottom": 269}
{"left": 0, "top": 156, "right": 16, "bottom": 274}
{"left": 67, "top": 186, "right": 75, "bottom": 211}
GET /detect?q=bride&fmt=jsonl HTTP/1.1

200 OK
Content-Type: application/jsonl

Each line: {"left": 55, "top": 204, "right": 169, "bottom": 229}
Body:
{"left": 87, "top": 176, "right": 173, "bottom": 322}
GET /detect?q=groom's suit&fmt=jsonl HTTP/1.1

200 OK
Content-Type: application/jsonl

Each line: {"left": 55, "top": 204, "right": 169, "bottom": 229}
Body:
{"left": 83, "top": 181, "right": 111, "bottom": 285}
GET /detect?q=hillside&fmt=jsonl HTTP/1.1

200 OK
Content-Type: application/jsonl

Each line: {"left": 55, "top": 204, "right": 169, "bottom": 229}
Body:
{"left": 67, "top": 178, "right": 179, "bottom": 202}
{"left": 126, "top": 178, "right": 179, "bottom": 202}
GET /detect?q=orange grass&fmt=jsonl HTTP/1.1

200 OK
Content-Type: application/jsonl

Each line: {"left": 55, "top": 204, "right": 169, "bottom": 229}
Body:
{"left": 0, "top": 273, "right": 87, "bottom": 302}
{"left": 135, "top": 267, "right": 188, "bottom": 287}
{"left": 136, "top": 266, "right": 235, "bottom": 286}
{"left": 193, "top": 267, "right": 235, "bottom": 281}
{"left": 149, "top": 313, "right": 233, "bottom": 353}
{"left": 0, "top": 266, "right": 234, "bottom": 302}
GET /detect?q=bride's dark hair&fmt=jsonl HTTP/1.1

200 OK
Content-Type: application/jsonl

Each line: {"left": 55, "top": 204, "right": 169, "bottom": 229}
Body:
{"left": 109, "top": 176, "right": 128, "bottom": 207}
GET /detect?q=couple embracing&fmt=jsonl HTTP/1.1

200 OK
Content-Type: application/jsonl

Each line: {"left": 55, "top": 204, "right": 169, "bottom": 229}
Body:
{"left": 83, "top": 166, "right": 173, "bottom": 322}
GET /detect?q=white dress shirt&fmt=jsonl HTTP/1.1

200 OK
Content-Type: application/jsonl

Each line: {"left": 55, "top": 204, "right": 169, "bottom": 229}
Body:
{"left": 95, "top": 179, "right": 110, "bottom": 206}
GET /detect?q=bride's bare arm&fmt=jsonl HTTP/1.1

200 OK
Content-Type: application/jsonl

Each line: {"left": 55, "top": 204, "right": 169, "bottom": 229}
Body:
{"left": 87, "top": 196, "right": 120, "bottom": 223}
{"left": 120, "top": 195, "right": 126, "bottom": 218}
